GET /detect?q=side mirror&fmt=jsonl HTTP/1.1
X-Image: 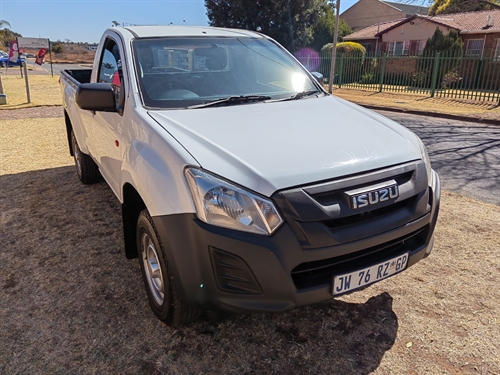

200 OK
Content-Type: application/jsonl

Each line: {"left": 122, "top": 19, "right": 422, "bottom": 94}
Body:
{"left": 76, "top": 83, "right": 116, "bottom": 112}
{"left": 311, "top": 72, "right": 324, "bottom": 84}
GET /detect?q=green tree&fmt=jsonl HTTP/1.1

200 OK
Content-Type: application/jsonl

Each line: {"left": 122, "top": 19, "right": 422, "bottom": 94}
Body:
{"left": 0, "top": 20, "right": 22, "bottom": 49}
{"left": 429, "top": 0, "right": 500, "bottom": 15}
{"left": 0, "top": 19, "right": 11, "bottom": 47}
{"left": 422, "top": 28, "right": 463, "bottom": 55}
{"left": 310, "top": 2, "right": 351, "bottom": 52}
{"left": 205, "top": 0, "right": 326, "bottom": 52}
{"left": 0, "top": 20, "right": 11, "bottom": 29}
{"left": 52, "top": 42, "right": 64, "bottom": 54}
{"left": 415, "top": 29, "right": 463, "bottom": 89}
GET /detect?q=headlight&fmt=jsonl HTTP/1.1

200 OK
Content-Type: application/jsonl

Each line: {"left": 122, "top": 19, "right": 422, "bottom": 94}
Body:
{"left": 185, "top": 168, "right": 283, "bottom": 235}
{"left": 416, "top": 136, "right": 433, "bottom": 186}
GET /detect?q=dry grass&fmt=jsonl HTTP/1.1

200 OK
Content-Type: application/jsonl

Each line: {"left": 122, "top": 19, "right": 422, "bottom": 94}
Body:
{"left": 22, "top": 47, "right": 95, "bottom": 64}
{"left": 1, "top": 115, "right": 499, "bottom": 374}
{"left": 332, "top": 88, "right": 500, "bottom": 122}
{"left": 47, "top": 51, "right": 96, "bottom": 64}
{"left": 0, "top": 117, "right": 71, "bottom": 173}
{"left": 0, "top": 75, "right": 61, "bottom": 109}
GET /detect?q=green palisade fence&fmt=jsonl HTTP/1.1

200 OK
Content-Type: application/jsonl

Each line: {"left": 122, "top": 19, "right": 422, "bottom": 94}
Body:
{"left": 296, "top": 50, "right": 500, "bottom": 103}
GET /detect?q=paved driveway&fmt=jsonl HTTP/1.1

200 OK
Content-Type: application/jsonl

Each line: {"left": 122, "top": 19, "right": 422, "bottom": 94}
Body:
{"left": 42, "top": 63, "right": 90, "bottom": 76}
{"left": 378, "top": 110, "right": 500, "bottom": 206}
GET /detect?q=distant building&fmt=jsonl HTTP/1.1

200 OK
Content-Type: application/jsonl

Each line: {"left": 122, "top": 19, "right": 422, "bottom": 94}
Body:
{"left": 343, "top": 9, "right": 500, "bottom": 58}
{"left": 340, "top": 0, "right": 429, "bottom": 31}
{"left": 87, "top": 44, "right": 98, "bottom": 51}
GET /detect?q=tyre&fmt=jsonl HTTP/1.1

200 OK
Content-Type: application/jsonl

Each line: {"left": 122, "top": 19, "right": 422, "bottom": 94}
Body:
{"left": 137, "top": 209, "right": 201, "bottom": 326}
{"left": 70, "top": 130, "right": 100, "bottom": 184}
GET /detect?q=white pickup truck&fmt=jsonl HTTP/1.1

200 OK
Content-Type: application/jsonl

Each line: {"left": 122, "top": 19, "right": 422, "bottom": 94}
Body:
{"left": 61, "top": 26, "right": 440, "bottom": 326}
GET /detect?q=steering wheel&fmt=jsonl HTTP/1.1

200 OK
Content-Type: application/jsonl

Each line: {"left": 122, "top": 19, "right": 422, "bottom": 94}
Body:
{"left": 147, "top": 79, "right": 194, "bottom": 99}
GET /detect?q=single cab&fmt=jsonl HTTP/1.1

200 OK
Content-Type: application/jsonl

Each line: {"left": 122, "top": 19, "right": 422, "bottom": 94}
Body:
{"left": 61, "top": 26, "right": 440, "bottom": 326}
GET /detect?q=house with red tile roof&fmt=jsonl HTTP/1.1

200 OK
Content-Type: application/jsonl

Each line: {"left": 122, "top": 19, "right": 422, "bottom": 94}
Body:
{"left": 343, "top": 9, "right": 500, "bottom": 58}
{"left": 340, "top": 0, "right": 429, "bottom": 32}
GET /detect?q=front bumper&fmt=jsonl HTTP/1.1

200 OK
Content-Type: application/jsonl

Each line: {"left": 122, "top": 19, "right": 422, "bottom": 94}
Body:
{"left": 152, "top": 170, "right": 440, "bottom": 313}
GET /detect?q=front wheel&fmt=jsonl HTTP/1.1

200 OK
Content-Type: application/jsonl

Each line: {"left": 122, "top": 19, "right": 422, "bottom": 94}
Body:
{"left": 137, "top": 209, "right": 201, "bottom": 326}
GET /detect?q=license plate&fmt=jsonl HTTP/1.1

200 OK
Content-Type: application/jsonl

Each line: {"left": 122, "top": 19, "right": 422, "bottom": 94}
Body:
{"left": 332, "top": 253, "right": 409, "bottom": 296}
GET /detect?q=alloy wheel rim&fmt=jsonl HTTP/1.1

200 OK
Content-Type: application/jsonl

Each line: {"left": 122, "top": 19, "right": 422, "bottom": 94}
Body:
{"left": 141, "top": 233, "right": 165, "bottom": 305}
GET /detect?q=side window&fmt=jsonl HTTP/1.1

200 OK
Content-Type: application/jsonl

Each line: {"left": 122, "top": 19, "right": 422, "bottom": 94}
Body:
{"left": 98, "top": 38, "right": 123, "bottom": 109}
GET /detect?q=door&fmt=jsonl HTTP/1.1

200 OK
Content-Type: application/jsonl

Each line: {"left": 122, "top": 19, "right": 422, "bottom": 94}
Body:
{"left": 91, "top": 37, "right": 126, "bottom": 197}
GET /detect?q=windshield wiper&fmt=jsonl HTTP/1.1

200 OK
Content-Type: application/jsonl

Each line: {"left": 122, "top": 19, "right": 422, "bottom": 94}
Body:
{"left": 273, "top": 90, "right": 319, "bottom": 102}
{"left": 187, "top": 95, "right": 272, "bottom": 109}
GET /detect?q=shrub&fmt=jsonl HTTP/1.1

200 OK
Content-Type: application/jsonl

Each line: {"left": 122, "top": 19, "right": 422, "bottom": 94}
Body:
{"left": 360, "top": 72, "right": 375, "bottom": 84}
{"left": 412, "top": 72, "right": 428, "bottom": 88}
{"left": 320, "top": 42, "right": 366, "bottom": 84}
{"left": 321, "top": 41, "right": 366, "bottom": 59}
{"left": 51, "top": 43, "right": 64, "bottom": 54}
{"left": 442, "top": 69, "right": 462, "bottom": 89}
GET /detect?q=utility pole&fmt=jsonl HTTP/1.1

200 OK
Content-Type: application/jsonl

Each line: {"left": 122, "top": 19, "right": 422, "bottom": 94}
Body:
{"left": 286, "top": 0, "right": 296, "bottom": 54}
{"left": 328, "top": 0, "right": 341, "bottom": 93}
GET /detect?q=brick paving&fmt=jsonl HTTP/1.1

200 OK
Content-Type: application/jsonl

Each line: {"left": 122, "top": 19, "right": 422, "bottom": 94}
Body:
{"left": 0, "top": 106, "right": 63, "bottom": 120}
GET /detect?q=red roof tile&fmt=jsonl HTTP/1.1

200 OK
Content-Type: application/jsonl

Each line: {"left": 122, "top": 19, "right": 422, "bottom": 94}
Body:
{"left": 344, "top": 9, "right": 500, "bottom": 40}
{"left": 344, "top": 19, "right": 407, "bottom": 40}
{"left": 419, "top": 9, "right": 500, "bottom": 33}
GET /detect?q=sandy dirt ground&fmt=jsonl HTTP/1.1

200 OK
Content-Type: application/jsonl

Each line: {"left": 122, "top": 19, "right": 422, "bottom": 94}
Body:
{"left": 0, "top": 112, "right": 499, "bottom": 374}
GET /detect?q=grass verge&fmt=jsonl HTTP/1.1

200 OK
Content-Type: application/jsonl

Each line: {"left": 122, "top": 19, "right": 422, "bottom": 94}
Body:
{"left": 332, "top": 88, "right": 500, "bottom": 122}
{"left": 0, "top": 75, "right": 61, "bottom": 109}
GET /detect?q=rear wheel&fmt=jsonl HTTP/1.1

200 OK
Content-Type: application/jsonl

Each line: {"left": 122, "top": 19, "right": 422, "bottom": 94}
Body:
{"left": 71, "top": 130, "right": 100, "bottom": 184}
{"left": 137, "top": 209, "right": 201, "bottom": 326}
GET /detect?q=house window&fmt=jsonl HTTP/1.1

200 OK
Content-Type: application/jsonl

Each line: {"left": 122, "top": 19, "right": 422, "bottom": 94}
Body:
{"left": 465, "top": 39, "right": 484, "bottom": 57}
{"left": 387, "top": 41, "right": 410, "bottom": 56}
{"left": 360, "top": 43, "right": 372, "bottom": 54}
{"left": 495, "top": 40, "right": 500, "bottom": 61}
{"left": 418, "top": 40, "right": 426, "bottom": 55}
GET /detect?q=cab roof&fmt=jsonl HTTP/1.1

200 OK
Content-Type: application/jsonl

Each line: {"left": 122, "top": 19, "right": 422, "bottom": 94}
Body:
{"left": 121, "top": 25, "right": 263, "bottom": 39}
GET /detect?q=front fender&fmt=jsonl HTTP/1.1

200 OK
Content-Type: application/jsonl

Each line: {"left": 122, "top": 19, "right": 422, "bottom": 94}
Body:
{"left": 120, "top": 139, "right": 198, "bottom": 217}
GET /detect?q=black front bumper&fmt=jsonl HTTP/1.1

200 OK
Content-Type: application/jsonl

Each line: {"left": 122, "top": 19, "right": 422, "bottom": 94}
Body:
{"left": 152, "top": 171, "right": 440, "bottom": 314}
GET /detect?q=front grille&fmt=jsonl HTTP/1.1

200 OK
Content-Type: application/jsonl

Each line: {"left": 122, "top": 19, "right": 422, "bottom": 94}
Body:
{"left": 322, "top": 196, "right": 414, "bottom": 229}
{"left": 310, "top": 170, "right": 414, "bottom": 207}
{"left": 291, "top": 225, "right": 429, "bottom": 290}
{"left": 272, "top": 160, "right": 430, "bottom": 249}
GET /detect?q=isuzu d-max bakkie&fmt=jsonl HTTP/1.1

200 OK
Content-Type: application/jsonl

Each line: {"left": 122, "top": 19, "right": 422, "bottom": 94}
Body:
{"left": 60, "top": 26, "right": 440, "bottom": 326}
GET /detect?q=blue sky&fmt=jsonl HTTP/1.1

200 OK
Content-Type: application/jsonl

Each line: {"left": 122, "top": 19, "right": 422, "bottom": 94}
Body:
{"left": 1, "top": 0, "right": 359, "bottom": 43}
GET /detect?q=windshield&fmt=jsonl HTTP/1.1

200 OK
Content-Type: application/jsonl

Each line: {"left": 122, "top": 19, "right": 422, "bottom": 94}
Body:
{"left": 132, "top": 37, "right": 318, "bottom": 109}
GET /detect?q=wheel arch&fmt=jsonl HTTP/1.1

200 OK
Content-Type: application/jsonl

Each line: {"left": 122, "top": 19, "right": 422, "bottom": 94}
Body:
{"left": 64, "top": 110, "right": 74, "bottom": 156}
{"left": 122, "top": 183, "right": 147, "bottom": 259}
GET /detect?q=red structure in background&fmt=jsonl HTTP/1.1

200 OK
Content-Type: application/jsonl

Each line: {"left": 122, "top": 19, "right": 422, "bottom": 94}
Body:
{"left": 35, "top": 48, "right": 47, "bottom": 65}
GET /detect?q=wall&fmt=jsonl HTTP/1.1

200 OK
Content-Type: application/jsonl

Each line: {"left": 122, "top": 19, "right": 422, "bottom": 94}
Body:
{"left": 382, "top": 19, "right": 450, "bottom": 43}
{"left": 341, "top": 0, "right": 405, "bottom": 31}
{"left": 461, "top": 33, "right": 500, "bottom": 58}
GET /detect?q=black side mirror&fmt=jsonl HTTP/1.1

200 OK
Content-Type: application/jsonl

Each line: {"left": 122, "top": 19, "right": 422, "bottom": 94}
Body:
{"left": 76, "top": 83, "right": 117, "bottom": 112}
{"left": 311, "top": 72, "right": 324, "bottom": 84}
